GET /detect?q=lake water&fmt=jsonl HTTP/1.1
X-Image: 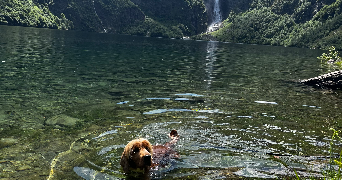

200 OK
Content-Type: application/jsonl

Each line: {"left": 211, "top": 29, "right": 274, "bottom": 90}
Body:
{"left": 0, "top": 25, "right": 341, "bottom": 179}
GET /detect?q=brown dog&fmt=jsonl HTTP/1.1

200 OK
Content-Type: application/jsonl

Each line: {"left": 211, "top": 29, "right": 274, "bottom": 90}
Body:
{"left": 120, "top": 130, "right": 179, "bottom": 176}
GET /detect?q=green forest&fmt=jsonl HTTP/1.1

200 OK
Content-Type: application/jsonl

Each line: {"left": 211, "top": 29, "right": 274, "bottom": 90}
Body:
{"left": 201, "top": 0, "right": 342, "bottom": 50}
{"left": 0, "top": 0, "right": 207, "bottom": 38}
{"left": 1, "top": 0, "right": 341, "bottom": 49}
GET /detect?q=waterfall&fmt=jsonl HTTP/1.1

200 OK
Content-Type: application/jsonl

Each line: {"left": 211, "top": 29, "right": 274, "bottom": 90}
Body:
{"left": 92, "top": 0, "right": 106, "bottom": 33}
{"left": 212, "top": 0, "right": 222, "bottom": 24}
{"left": 207, "top": 0, "right": 222, "bottom": 32}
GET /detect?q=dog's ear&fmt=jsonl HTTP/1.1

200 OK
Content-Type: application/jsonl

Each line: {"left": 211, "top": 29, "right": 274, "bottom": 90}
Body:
{"left": 142, "top": 139, "right": 153, "bottom": 155}
{"left": 120, "top": 145, "right": 131, "bottom": 173}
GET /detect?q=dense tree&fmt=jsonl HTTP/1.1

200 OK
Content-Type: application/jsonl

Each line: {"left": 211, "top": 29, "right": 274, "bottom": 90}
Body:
{"left": 201, "top": 0, "right": 342, "bottom": 50}
{"left": 0, "top": 0, "right": 72, "bottom": 29}
{"left": 1, "top": 0, "right": 207, "bottom": 37}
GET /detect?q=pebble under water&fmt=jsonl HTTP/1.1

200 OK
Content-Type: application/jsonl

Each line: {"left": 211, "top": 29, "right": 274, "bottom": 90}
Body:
{"left": 0, "top": 25, "right": 341, "bottom": 179}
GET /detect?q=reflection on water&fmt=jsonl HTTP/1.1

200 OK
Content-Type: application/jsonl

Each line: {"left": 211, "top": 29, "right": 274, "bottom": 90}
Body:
{"left": 204, "top": 41, "right": 218, "bottom": 89}
{"left": 0, "top": 25, "right": 341, "bottom": 179}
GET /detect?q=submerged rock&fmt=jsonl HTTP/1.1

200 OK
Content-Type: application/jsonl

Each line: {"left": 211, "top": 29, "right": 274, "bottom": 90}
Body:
{"left": 16, "top": 165, "right": 31, "bottom": 171}
{"left": 45, "top": 114, "right": 82, "bottom": 127}
{"left": 0, "top": 137, "right": 19, "bottom": 148}
{"left": 300, "top": 70, "right": 342, "bottom": 89}
{"left": 47, "top": 133, "right": 99, "bottom": 180}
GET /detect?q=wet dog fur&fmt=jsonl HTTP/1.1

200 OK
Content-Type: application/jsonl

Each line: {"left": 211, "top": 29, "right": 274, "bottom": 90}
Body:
{"left": 120, "top": 130, "right": 179, "bottom": 176}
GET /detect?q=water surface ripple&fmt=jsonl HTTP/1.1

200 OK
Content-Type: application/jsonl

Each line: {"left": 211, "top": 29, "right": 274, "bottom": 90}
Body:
{"left": 0, "top": 25, "right": 341, "bottom": 179}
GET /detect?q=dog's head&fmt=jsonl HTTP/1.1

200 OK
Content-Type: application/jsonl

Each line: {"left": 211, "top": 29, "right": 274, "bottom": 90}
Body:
{"left": 121, "top": 138, "right": 153, "bottom": 173}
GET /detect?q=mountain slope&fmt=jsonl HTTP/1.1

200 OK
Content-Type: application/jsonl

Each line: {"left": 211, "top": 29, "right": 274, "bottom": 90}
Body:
{"left": 0, "top": 0, "right": 72, "bottom": 30}
{"left": 201, "top": 0, "right": 342, "bottom": 50}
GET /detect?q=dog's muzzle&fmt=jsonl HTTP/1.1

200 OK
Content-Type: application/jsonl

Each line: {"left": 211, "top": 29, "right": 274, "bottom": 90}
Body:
{"left": 144, "top": 155, "right": 152, "bottom": 166}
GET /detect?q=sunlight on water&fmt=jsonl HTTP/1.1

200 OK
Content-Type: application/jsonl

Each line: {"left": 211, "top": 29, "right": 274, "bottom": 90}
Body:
{"left": 0, "top": 25, "right": 341, "bottom": 179}
{"left": 52, "top": 121, "right": 328, "bottom": 179}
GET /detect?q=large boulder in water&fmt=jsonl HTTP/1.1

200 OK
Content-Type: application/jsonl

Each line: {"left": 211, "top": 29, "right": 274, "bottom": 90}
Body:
{"left": 300, "top": 70, "right": 342, "bottom": 89}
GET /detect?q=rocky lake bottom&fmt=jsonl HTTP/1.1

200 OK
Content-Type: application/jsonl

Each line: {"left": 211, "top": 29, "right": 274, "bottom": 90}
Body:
{"left": 0, "top": 25, "right": 341, "bottom": 179}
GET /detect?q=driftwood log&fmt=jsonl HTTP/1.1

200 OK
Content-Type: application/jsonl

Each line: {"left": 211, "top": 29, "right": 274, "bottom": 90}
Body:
{"left": 300, "top": 70, "right": 342, "bottom": 89}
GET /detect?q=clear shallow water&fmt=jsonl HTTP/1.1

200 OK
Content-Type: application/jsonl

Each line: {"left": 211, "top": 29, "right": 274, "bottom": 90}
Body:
{"left": 0, "top": 25, "right": 341, "bottom": 179}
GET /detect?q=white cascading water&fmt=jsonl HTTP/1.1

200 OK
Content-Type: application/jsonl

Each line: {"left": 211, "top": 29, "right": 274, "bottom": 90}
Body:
{"left": 207, "top": 0, "right": 222, "bottom": 32}
{"left": 92, "top": 0, "right": 107, "bottom": 33}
